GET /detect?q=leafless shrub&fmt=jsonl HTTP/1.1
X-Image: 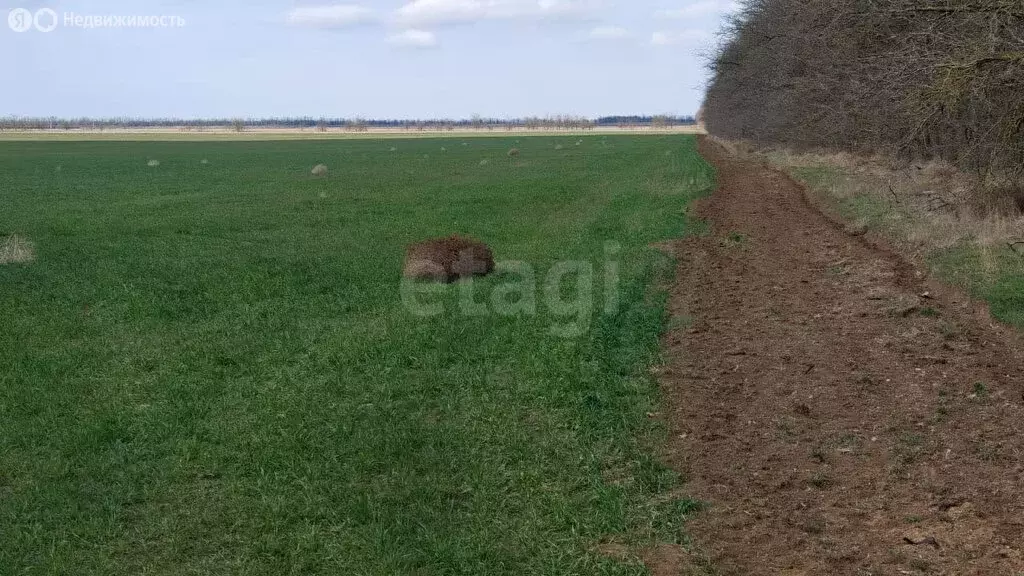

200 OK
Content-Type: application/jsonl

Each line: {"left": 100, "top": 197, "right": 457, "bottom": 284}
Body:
{"left": 969, "top": 182, "right": 1024, "bottom": 217}
{"left": 704, "top": 0, "right": 1024, "bottom": 212}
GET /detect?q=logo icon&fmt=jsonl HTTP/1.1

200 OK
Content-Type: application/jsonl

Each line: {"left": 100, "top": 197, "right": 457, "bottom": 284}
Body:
{"left": 33, "top": 8, "right": 57, "bottom": 32}
{"left": 8, "top": 8, "right": 33, "bottom": 32}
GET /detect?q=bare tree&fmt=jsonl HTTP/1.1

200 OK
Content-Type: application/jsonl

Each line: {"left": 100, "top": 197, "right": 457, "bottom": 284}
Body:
{"left": 703, "top": 0, "right": 1024, "bottom": 203}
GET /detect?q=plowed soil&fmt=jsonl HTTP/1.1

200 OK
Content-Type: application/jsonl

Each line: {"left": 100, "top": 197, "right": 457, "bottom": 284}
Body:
{"left": 657, "top": 138, "right": 1024, "bottom": 575}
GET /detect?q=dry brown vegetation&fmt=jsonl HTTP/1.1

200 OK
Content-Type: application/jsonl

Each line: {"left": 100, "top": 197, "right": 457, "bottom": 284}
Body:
{"left": 0, "top": 234, "right": 35, "bottom": 265}
{"left": 703, "top": 1, "right": 1024, "bottom": 209}
{"left": 402, "top": 236, "right": 495, "bottom": 283}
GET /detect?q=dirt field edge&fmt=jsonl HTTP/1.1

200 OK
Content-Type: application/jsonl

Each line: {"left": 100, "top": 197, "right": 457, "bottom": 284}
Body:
{"left": 653, "top": 135, "right": 1024, "bottom": 575}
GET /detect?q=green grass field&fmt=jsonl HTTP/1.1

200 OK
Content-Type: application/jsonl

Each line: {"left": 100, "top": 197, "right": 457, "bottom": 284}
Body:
{"left": 0, "top": 136, "right": 714, "bottom": 575}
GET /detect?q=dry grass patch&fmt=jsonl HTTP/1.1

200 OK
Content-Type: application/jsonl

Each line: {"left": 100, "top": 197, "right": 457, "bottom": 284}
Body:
{"left": 0, "top": 234, "right": 35, "bottom": 265}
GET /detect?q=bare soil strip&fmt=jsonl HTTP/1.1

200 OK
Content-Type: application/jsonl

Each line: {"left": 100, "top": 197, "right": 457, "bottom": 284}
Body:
{"left": 658, "top": 138, "right": 1024, "bottom": 575}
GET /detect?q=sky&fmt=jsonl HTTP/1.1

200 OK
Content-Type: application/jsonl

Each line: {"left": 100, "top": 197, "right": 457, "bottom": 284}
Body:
{"left": 2, "top": 0, "right": 739, "bottom": 119}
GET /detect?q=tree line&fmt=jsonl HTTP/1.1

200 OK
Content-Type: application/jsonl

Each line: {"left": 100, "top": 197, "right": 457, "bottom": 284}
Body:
{"left": 0, "top": 115, "right": 696, "bottom": 131}
{"left": 703, "top": 0, "right": 1023, "bottom": 193}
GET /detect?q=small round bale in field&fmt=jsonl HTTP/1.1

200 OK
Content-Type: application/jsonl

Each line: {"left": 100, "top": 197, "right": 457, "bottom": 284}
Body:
{"left": 403, "top": 235, "right": 495, "bottom": 283}
{"left": 311, "top": 164, "right": 328, "bottom": 176}
{"left": 0, "top": 234, "right": 35, "bottom": 265}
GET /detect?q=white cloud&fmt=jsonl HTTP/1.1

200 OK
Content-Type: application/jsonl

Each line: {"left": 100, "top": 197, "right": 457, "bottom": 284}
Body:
{"left": 656, "top": 0, "right": 739, "bottom": 19}
{"left": 287, "top": 5, "right": 374, "bottom": 28}
{"left": 394, "top": 0, "right": 594, "bottom": 27}
{"left": 650, "top": 29, "right": 713, "bottom": 46}
{"left": 651, "top": 31, "right": 672, "bottom": 45}
{"left": 386, "top": 28, "right": 440, "bottom": 48}
{"left": 588, "top": 25, "right": 629, "bottom": 40}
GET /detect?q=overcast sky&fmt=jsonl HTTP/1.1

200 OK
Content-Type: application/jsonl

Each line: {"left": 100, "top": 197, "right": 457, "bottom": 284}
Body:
{"left": 2, "top": 0, "right": 738, "bottom": 119}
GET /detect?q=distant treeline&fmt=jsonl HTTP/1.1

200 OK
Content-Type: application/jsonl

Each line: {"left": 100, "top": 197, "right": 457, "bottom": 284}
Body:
{"left": 703, "top": 1, "right": 1024, "bottom": 187}
{"left": 0, "top": 115, "right": 696, "bottom": 131}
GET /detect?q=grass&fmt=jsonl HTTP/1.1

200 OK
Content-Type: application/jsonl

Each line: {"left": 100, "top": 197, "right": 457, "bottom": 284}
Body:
{"left": 0, "top": 135, "right": 714, "bottom": 575}
{"left": 929, "top": 244, "right": 1024, "bottom": 326}
{"left": 972, "top": 382, "right": 990, "bottom": 399}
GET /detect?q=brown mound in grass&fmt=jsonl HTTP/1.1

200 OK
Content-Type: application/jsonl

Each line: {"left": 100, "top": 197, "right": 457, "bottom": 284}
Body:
{"left": 403, "top": 235, "right": 495, "bottom": 283}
